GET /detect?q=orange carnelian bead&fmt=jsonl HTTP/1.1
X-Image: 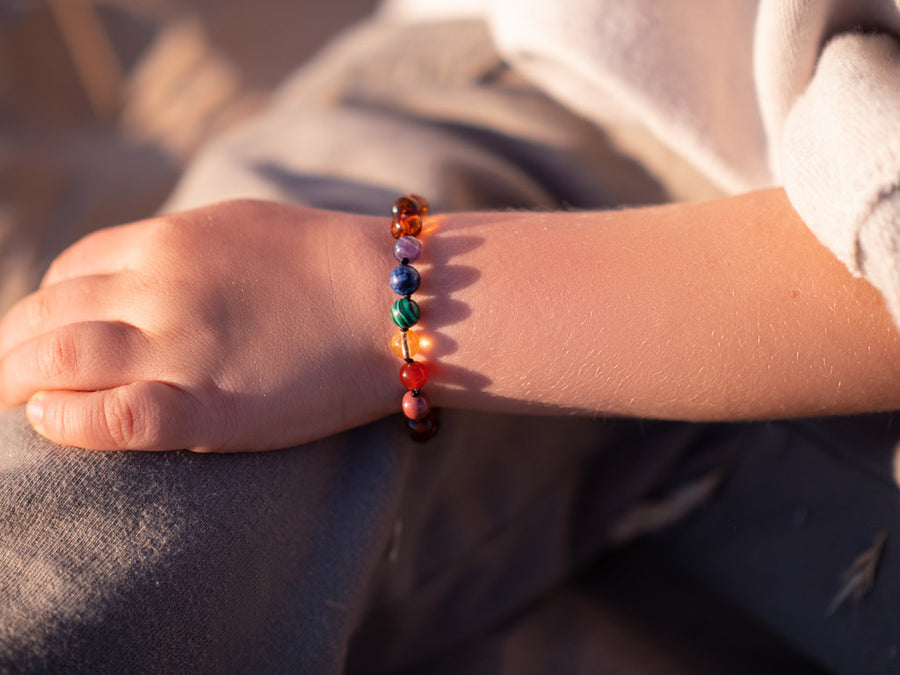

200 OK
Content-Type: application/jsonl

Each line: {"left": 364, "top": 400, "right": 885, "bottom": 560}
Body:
{"left": 392, "top": 194, "right": 429, "bottom": 219}
{"left": 391, "top": 214, "right": 423, "bottom": 239}
{"left": 391, "top": 330, "right": 420, "bottom": 359}
{"left": 399, "top": 361, "right": 428, "bottom": 389}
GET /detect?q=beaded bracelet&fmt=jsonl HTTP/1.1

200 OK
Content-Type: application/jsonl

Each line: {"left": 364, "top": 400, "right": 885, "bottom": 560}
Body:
{"left": 389, "top": 194, "right": 438, "bottom": 441}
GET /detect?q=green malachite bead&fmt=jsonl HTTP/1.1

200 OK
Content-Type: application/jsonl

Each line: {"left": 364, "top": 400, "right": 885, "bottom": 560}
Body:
{"left": 391, "top": 298, "right": 421, "bottom": 329}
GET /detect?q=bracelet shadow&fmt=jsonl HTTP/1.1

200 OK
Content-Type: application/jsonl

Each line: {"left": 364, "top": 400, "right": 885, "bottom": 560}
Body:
{"left": 415, "top": 230, "right": 491, "bottom": 392}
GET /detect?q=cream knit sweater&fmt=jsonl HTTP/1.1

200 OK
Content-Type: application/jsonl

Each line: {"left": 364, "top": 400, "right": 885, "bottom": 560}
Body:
{"left": 384, "top": 0, "right": 900, "bottom": 326}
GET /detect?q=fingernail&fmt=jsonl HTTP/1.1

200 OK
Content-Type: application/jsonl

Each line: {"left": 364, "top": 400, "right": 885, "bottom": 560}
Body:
{"left": 26, "top": 393, "right": 44, "bottom": 430}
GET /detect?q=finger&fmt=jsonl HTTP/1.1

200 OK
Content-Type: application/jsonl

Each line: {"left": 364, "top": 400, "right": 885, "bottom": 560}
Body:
{"left": 41, "top": 222, "right": 146, "bottom": 288}
{"left": 0, "top": 274, "right": 130, "bottom": 356}
{"left": 26, "top": 381, "right": 221, "bottom": 451}
{"left": 0, "top": 321, "right": 148, "bottom": 406}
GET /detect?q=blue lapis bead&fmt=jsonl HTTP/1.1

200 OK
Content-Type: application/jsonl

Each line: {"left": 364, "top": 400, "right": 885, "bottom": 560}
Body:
{"left": 390, "top": 265, "right": 421, "bottom": 295}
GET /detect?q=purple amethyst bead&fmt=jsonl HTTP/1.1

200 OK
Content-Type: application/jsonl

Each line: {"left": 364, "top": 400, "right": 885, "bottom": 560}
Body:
{"left": 393, "top": 235, "right": 423, "bottom": 264}
{"left": 390, "top": 265, "right": 421, "bottom": 295}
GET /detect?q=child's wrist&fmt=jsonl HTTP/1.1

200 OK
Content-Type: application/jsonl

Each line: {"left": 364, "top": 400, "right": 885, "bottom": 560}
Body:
{"left": 320, "top": 209, "right": 405, "bottom": 424}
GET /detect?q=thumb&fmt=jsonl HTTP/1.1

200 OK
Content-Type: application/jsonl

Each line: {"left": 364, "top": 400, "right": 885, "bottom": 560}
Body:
{"left": 26, "top": 382, "right": 221, "bottom": 451}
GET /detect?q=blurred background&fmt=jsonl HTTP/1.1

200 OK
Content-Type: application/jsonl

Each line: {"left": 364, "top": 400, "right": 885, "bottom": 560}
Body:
{"left": 0, "top": 0, "right": 378, "bottom": 313}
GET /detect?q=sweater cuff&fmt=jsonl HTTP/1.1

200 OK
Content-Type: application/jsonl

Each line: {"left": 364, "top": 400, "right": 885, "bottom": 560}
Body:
{"left": 859, "top": 190, "right": 900, "bottom": 325}
{"left": 781, "top": 32, "right": 900, "bottom": 319}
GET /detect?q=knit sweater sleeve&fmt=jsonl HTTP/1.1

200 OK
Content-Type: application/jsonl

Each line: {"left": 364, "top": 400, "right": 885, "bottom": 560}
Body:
{"left": 757, "top": 2, "right": 900, "bottom": 324}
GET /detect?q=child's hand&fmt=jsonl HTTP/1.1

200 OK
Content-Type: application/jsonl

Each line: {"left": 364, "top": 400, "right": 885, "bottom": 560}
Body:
{"left": 0, "top": 200, "right": 396, "bottom": 451}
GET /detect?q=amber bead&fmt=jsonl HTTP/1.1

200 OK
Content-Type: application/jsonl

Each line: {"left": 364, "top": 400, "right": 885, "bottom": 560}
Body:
{"left": 391, "top": 330, "right": 420, "bottom": 359}
{"left": 402, "top": 390, "right": 431, "bottom": 419}
{"left": 399, "top": 361, "right": 428, "bottom": 389}
{"left": 391, "top": 214, "right": 423, "bottom": 239}
{"left": 392, "top": 194, "right": 429, "bottom": 219}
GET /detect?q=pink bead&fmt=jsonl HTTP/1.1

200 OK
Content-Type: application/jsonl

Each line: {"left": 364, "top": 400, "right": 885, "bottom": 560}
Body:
{"left": 401, "top": 390, "right": 431, "bottom": 420}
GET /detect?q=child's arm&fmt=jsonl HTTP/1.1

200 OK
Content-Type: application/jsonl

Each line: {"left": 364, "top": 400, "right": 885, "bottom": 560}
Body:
{"left": 429, "top": 187, "right": 900, "bottom": 421}
{"left": 1, "top": 188, "right": 898, "bottom": 452}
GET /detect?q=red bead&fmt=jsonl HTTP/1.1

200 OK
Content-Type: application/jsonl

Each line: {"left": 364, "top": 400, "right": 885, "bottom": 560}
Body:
{"left": 399, "top": 361, "right": 428, "bottom": 389}
{"left": 402, "top": 390, "right": 431, "bottom": 420}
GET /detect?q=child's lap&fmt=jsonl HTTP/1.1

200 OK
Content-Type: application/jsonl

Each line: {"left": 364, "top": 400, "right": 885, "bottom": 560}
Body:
{"left": 3, "top": 403, "right": 894, "bottom": 673}
{"left": 0, "top": 407, "right": 727, "bottom": 671}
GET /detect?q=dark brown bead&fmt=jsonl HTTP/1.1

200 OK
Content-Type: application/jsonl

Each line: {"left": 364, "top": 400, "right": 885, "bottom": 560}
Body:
{"left": 392, "top": 194, "right": 429, "bottom": 219}
{"left": 407, "top": 409, "right": 438, "bottom": 442}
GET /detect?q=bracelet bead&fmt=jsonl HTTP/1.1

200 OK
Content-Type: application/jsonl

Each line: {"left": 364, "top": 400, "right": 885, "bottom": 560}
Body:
{"left": 393, "top": 236, "right": 423, "bottom": 264}
{"left": 391, "top": 297, "right": 421, "bottom": 329}
{"left": 392, "top": 194, "right": 429, "bottom": 219}
{"left": 407, "top": 411, "right": 438, "bottom": 442}
{"left": 399, "top": 360, "right": 428, "bottom": 389}
{"left": 389, "top": 194, "right": 436, "bottom": 441}
{"left": 391, "top": 214, "right": 423, "bottom": 239}
{"left": 391, "top": 329, "right": 420, "bottom": 359}
{"left": 402, "top": 390, "right": 432, "bottom": 420}
{"left": 389, "top": 265, "right": 421, "bottom": 296}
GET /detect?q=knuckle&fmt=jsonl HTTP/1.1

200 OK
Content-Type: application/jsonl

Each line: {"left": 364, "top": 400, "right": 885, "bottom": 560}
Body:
{"left": 223, "top": 198, "right": 274, "bottom": 218}
{"left": 99, "top": 388, "right": 155, "bottom": 448}
{"left": 25, "top": 291, "right": 52, "bottom": 332}
{"left": 145, "top": 213, "right": 190, "bottom": 249}
{"left": 43, "top": 235, "right": 92, "bottom": 286}
{"left": 42, "top": 256, "right": 66, "bottom": 287}
{"left": 37, "top": 329, "right": 77, "bottom": 382}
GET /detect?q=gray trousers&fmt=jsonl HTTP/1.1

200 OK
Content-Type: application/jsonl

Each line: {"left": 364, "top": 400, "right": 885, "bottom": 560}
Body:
{"left": 1, "top": 18, "right": 898, "bottom": 674}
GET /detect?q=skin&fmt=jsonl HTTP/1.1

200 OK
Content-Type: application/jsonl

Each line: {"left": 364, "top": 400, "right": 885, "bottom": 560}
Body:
{"left": 0, "top": 187, "right": 898, "bottom": 451}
